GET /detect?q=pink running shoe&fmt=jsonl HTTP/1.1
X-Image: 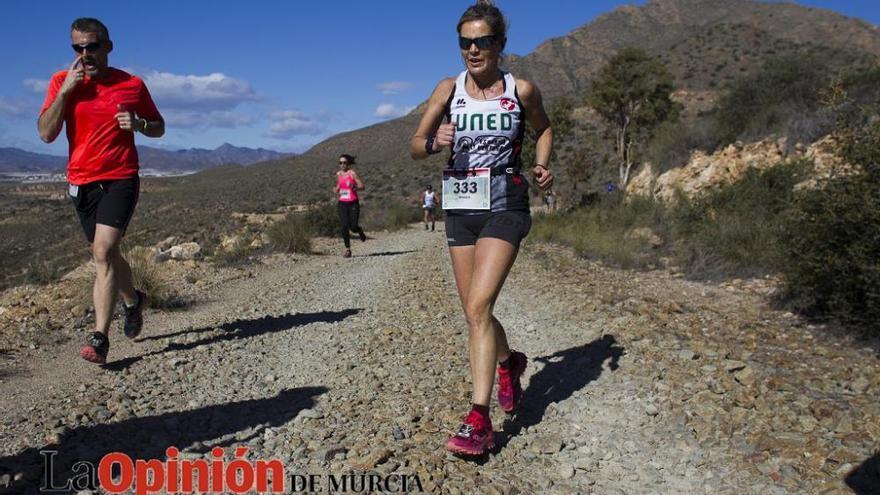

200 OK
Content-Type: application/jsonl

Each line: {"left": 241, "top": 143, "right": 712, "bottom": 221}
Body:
{"left": 497, "top": 351, "right": 527, "bottom": 413}
{"left": 446, "top": 410, "right": 494, "bottom": 456}
{"left": 80, "top": 332, "right": 109, "bottom": 364}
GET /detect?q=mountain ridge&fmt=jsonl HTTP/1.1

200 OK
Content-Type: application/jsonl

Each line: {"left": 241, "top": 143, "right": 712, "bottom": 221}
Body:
{"left": 0, "top": 144, "right": 293, "bottom": 174}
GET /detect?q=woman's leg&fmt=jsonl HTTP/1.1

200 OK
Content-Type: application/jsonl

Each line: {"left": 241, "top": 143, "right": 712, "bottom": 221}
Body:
{"left": 337, "top": 202, "right": 351, "bottom": 248}
{"left": 350, "top": 201, "right": 366, "bottom": 240}
{"left": 450, "top": 237, "right": 519, "bottom": 407}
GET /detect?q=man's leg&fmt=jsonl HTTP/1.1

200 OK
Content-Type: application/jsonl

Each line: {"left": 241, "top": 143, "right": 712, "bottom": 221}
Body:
{"left": 92, "top": 224, "right": 134, "bottom": 335}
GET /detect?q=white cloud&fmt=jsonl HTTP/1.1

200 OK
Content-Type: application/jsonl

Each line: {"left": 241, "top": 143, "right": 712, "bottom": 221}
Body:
{"left": 377, "top": 81, "right": 413, "bottom": 95}
{"left": 23, "top": 79, "right": 49, "bottom": 94}
{"left": 374, "top": 103, "right": 415, "bottom": 119}
{"left": 140, "top": 71, "right": 259, "bottom": 111}
{"left": 125, "top": 70, "right": 262, "bottom": 130}
{"left": 0, "top": 97, "right": 32, "bottom": 118}
{"left": 268, "top": 110, "right": 325, "bottom": 138}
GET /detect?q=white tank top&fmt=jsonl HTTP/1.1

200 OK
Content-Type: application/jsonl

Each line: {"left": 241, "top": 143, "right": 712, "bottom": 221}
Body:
{"left": 445, "top": 70, "right": 529, "bottom": 213}
{"left": 424, "top": 191, "right": 436, "bottom": 207}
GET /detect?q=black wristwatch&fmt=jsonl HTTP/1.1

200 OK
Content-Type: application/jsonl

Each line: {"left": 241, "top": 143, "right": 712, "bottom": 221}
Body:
{"left": 425, "top": 136, "right": 441, "bottom": 155}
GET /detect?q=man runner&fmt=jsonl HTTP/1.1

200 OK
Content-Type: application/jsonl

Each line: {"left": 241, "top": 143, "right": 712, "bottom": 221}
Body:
{"left": 422, "top": 185, "right": 438, "bottom": 231}
{"left": 38, "top": 18, "right": 165, "bottom": 364}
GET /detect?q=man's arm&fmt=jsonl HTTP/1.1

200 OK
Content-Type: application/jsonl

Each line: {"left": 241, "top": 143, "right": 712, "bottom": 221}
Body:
{"left": 116, "top": 107, "right": 165, "bottom": 138}
{"left": 128, "top": 80, "right": 165, "bottom": 138}
{"left": 37, "top": 58, "right": 83, "bottom": 143}
{"left": 139, "top": 118, "right": 165, "bottom": 138}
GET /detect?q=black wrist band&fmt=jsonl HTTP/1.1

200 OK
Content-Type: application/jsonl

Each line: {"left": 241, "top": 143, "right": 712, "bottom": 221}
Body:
{"left": 425, "top": 136, "right": 440, "bottom": 155}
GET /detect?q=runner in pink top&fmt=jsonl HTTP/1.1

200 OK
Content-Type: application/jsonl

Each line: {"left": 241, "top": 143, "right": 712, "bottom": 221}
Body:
{"left": 336, "top": 171, "right": 359, "bottom": 203}
{"left": 334, "top": 154, "right": 366, "bottom": 257}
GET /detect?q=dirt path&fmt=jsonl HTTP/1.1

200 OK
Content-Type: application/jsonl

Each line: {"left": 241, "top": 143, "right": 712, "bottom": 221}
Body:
{"left": 0, "top": 224, "right": 877, "bottom": 494}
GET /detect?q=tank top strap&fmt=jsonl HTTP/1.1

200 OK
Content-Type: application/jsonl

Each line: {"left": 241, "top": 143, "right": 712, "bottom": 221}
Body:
{"left": 454, "top": 71, "right": 468, "bottom": 96}
{"left": 502, "top": 72, "right": 517, "bottom": 99}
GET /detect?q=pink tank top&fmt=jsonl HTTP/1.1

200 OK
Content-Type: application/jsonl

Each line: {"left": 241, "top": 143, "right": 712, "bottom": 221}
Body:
{"left": 337, "top": 173, "right": 358, "bottom": 202}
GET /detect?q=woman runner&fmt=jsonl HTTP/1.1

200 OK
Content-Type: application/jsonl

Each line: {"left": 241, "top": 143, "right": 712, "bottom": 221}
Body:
{"left": 410, "top": 0, "right": 554, "bottom": 457}
{"left": 334, "top": 153, "right": 366, "bottom": 258}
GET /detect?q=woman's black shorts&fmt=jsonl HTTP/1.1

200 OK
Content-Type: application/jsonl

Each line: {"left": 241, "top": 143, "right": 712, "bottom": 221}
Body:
{"left": 445, "top": 210, "right": 531, "bottom": 248}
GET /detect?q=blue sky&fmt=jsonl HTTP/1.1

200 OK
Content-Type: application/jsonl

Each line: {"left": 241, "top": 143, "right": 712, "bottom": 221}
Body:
{"left": 1, "top": 1, "right": 877, "bottom": 155}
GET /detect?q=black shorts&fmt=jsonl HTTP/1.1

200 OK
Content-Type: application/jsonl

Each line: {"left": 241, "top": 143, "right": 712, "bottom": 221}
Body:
{"left": 68, "top": 176, "right": 140, "bottom": 243}
{"left": 445, "top": 211, "right": 531, "bottom": 248}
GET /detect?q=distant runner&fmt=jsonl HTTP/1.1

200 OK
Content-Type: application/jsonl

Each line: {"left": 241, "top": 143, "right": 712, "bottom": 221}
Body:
{"left": 422, "top": 185, "right": 438, "bottom": 231}
{"left": 334, "top": 154, "right": 366, "bottom": 258}
{"left": 410, "top": 0, "right": 554, "bottom": 457}
{"left": 37, "top": 18, "right": 165, "bottom": 364}
{"left": 544, "top": 189, "right": 557, "bottom": 212}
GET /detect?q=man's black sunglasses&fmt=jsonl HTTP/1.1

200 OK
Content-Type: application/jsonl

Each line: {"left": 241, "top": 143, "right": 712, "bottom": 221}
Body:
{"left": 458, "top": 35, "right": 497, "bottom": 50}
{"left": 71, "top": 42, "right": 102, "bottom": 53}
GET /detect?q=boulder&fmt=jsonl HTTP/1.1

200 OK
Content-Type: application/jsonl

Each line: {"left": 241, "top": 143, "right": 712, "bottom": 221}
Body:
{"left": 626, "top": 134, "right": 856, "bottom": 203}
{"left": 168, "top": 242, "right": 201, "bottom": 260}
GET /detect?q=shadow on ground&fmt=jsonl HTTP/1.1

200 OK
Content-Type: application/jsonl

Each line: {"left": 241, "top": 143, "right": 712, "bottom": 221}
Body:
{"left": 497, "top": 334, "right": 625, "bottom": 449}
{"left": 846, "top": 452, "right": 880, "bottom": 494}
{"left": 0, "top": 386, "right": 326, "bottom": 494}
{"left": 107, "top": 308, "right": 361, "bottom": 371}
{"left": 0, "top": 351, "right": 23, "bottom": 381}
{"left": 358, "top": 250, "right": 417, "bottom": 258}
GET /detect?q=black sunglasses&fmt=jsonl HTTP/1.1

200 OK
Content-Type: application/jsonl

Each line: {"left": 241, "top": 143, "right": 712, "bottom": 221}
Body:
{"left": 71, "top": 42, "right": 102, "bottom": 53}
{"left": 458, "top": 35, "right": 497, "bottom": 50}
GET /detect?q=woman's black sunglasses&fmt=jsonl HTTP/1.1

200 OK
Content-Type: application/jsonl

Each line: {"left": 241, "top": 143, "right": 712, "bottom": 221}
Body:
{"left": 458, "top": 35, "right": 497, "bottom": 50}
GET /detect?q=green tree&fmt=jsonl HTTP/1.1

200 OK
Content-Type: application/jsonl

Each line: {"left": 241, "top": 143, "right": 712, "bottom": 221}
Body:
{"left": 587, "top": 47, "right": 678, "bottom": 190}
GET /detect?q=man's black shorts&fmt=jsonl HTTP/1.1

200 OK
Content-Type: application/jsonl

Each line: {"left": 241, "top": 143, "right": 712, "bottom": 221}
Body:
{"left": 445, "top": 210, "right": 531, "bottom": 248}
{"left": 68, "top": 176, "right": 140, "bottom": 243}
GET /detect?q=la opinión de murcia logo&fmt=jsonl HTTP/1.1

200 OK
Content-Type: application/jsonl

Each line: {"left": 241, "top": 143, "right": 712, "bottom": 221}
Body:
{"left": 42, "top": 447, "right": 284, "bottom": 494}
{"left": 40, "top": 447, "right": 425, "bottom": 494}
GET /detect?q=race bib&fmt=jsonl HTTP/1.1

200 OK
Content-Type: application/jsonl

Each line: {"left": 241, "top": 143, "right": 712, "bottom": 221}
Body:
{"left": 339, "top": 189, "right": 352, "bottom": 200}
{"left": 68, "top": 184, "right": 79, "bottom": 198}
{"left": 442, "top": 168, "right": 490, "bottom": 210}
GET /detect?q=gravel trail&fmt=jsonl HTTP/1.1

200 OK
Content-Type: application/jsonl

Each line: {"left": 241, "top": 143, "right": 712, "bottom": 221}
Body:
{"left": 1, "top": 223, "right": 877, "bottom": 494}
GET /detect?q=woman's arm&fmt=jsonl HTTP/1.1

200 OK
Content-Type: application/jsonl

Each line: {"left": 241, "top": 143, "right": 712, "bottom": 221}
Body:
{"left": 410, "top": 78, "right": 456, "bottom": 160}
{"left": 517, "top": 78, "right": 554, "bottom": 190}
{"left": 351, "top": 170, "right": 364, "bottom": 190}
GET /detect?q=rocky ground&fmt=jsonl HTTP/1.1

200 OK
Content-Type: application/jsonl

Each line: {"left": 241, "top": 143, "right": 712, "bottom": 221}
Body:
{"left": 0, "top": 224, "right": 878, "bottom": 494}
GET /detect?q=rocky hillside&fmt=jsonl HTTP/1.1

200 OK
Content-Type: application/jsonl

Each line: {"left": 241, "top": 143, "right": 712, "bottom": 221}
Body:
{"left": 626, "top": 135, "right": 854, "bottom": 202}
{"left": 506, "top": 0, "right": 880, "bottom": 99}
